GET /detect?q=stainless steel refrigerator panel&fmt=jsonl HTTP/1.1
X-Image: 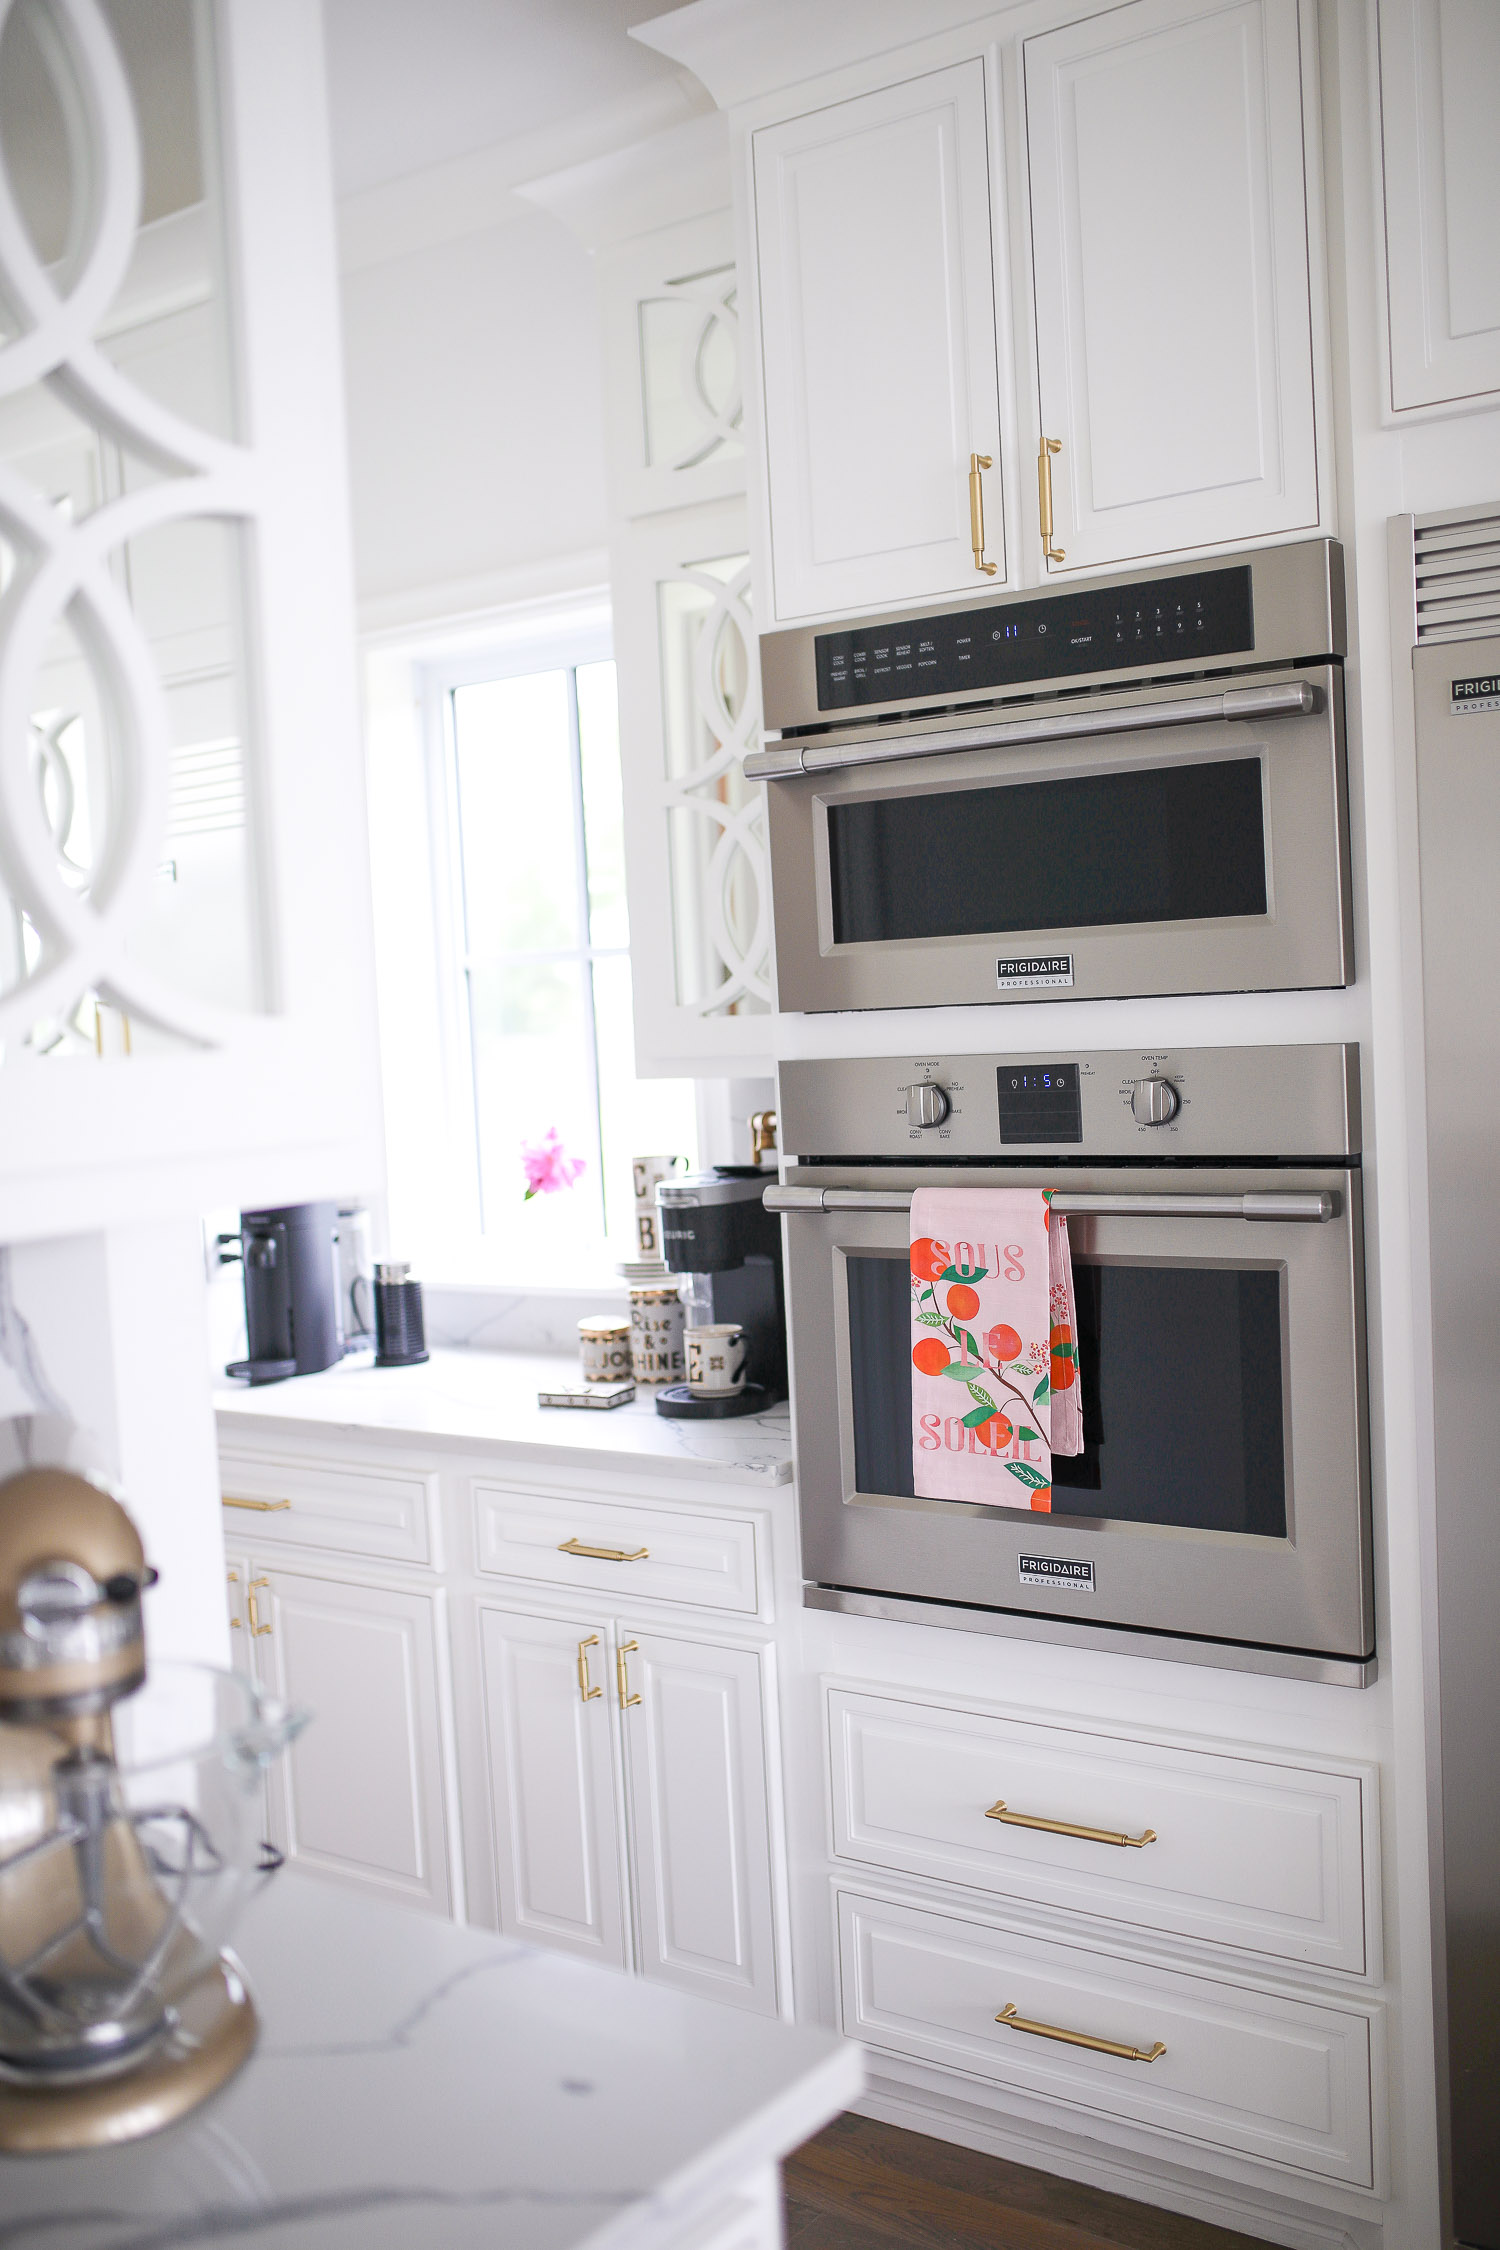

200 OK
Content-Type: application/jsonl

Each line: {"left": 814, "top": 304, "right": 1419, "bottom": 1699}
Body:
{"left": 1415, "top": 629, "right": 1500, "bottom": 2249}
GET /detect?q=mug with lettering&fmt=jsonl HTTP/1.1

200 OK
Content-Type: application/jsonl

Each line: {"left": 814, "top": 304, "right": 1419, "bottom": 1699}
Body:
{"left": 578, "top": 1315, "right": 631, "bottom": 1383}
{"left": 631, "top": 1153, "right": 688, "bottom": 1260}
{"left": 629, "top": 1284, "right": 685, "bottom": 1385}
{"left": 686, "top": 1323, "right": 747, "bottom": 1399}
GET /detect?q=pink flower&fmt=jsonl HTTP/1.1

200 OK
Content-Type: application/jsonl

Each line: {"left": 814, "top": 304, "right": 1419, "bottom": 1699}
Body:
{"left": 521, "top": 1127, "right": 586, "bottom": 1200}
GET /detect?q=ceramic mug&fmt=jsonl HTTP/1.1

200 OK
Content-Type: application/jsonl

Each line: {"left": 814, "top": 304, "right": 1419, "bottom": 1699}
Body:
{"left": 578, "top": 1316, "right": 631, "bottom": 1383}
{"left": 686, "top": 1323, "right": 747, "bottom": 1399}
{"left": 628, "top": 1285, "right": 685, "bottom": 1385}
{"left": 631, "top": 1154, "right": 688, "bottom": 1259}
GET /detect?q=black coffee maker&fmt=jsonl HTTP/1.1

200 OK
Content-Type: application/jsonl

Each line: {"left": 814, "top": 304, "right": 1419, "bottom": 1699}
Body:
{"left": 224, "top": 1202, "right": 342, "bottom": 1385}
{"left": 655, "top": 1170, "right": 786, "bottom": 1418}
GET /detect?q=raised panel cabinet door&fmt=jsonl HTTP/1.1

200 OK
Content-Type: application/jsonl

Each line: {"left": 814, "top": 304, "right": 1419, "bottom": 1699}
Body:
{"left": 1025, "top": 0, "right": 1320, "bottom": 571}
{"left": 1379, "top": 0, "right": 1500, "bottom": 411}
{"left": 619, "top": 1628, "right": 780, "bottom": 2016}
{"left": 255, "top": 1567, "right": 452, "bottom": 1914}
{"left": 477, "top": 1606, "right": 630, "bottom": 1970}
{"left": 752, "top": 60, "right": 1005, "bottom": 622}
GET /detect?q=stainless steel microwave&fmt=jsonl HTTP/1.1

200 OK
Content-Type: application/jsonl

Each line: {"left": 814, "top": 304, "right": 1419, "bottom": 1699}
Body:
{"left": 748, "top": 542, "right": 1351, "bottom": 1012}
{"left": 770, "top": 1044, "right": 1372, "bottom": 1686}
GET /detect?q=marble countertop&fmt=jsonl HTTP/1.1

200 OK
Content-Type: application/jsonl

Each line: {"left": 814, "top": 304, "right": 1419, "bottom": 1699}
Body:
{"left": 1, "top": 1873, "right": 860, "bottom": 2250}
{"left": 214, "top": 1351, "right": 794, "bottom": 1489}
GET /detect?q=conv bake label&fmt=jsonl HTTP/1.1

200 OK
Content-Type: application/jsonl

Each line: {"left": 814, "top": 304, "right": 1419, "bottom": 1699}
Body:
{"left": 997, "top": 954, "right": 1074, "bottom": 990}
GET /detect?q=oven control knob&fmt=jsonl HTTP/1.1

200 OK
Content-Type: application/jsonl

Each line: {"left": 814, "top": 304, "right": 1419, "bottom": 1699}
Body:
{"left": 1131, "top": 1076, "right": 1181, "bottom": 1127}
{"left": 903, "top": 1082, "right": 951, "bottom": 1129}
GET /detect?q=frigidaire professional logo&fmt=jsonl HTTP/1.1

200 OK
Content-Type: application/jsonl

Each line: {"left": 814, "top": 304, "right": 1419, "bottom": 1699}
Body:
{"left": 996, "top": 954, "right": 1074, "bottom": 990}
{"left": 1018, "top": 1554, "right": 1095, "bottom": 1592}
{"left": 1451, "top": 675, "right": 1500, "bottom": 714}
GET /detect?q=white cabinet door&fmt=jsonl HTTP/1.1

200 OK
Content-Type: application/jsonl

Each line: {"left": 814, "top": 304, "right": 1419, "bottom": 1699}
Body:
{"left": 752, "top": 60, "right": 1005, "bottom": 622}
{"left": 1379, "top": 0, "right": 1500, "bottom": 411}
{"left": 477, "top": 1605, "right": 630, "bottom": 1971}
{"left": 619, "top": 1627, "right": 780, "bottom": 2016}
{"left": 254, "top": 1565, "right": 453, "bottom": 1915}
{"left": 1025, "top": 0, "right": 1320, "bottom": 572}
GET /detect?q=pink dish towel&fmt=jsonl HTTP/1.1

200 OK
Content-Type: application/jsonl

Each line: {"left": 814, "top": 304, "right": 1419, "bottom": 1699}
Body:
{"left": 910, "top": 1187, "right": 1083, "bottom": 1513}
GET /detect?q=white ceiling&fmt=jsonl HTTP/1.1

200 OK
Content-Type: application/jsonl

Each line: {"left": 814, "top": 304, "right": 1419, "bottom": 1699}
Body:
{"left": 321, "top": 0, "right": 692, "bottom": 200}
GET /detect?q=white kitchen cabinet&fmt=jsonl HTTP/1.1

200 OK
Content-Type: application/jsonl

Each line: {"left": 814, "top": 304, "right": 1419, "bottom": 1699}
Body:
{"left": 1024, "top": 0, "right": 1322, "bottom": 573}
{"left": 236, "top": 1558, "right": 455, "bottom": 1916}
{"left": 620, "top": 1626, "right": 781, "bottom": 2017}
{"left": 477, "top": 1603, "right": 631, "bottom": 1970}
{"left": 1378, "top": 0, "right": 1500, "bottom": 412}
{"left": 751, "top": 60, "right": 1006, "bottom": 622}
{"left": 475, "top": 1602, "right": 783, "bottom": 2017}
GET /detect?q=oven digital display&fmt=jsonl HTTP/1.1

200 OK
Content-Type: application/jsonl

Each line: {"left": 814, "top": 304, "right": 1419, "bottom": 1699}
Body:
{"left": 813, "top": 565, "right": 1254, "bottom": 710}
{"left": 997, "top": 1063, "right": 1082, "bottom": 1144}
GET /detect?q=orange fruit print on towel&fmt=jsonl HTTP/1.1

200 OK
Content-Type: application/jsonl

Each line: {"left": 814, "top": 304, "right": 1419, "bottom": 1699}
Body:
{"left": 912, "top": 1336, "right": 951, "bottom": 1376}
{"left": 910, "top": 1238, "right": 949, "bottom": 1283}
{"left": 945, "top": 1283, "right": 980, "bottom": 1319}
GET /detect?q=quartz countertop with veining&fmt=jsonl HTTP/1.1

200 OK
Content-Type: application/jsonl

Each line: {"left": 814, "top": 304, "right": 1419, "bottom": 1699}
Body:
{"left": 214, "top": 1350, "right": 794, "bottom": 1488}
{"left": 0, "top": 1872, "right": 860, "bottom": 2250}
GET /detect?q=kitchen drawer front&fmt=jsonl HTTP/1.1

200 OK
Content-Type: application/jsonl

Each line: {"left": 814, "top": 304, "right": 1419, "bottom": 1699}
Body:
{"left": 837, "top": 1889, "right": 1377, "bottom": 2190}
{"left": 473, "top": 1483, "right": 760, "bottom": 1614}
{"left": 219, "top": 1450, "right": 436, "bottom": 1567}
{"left": 829, "top": 1690, "right": 1370, "bottom": 1975}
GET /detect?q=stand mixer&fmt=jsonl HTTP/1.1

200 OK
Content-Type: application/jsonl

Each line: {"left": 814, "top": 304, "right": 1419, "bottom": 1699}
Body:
{"left": 0, "top": 1466, "right": 299, "bottom": 2151}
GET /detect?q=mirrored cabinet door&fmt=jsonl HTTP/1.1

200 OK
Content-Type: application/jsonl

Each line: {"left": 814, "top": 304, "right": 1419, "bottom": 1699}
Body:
{"left": 0, "top": 0, "right": 380, "bottom": 1237}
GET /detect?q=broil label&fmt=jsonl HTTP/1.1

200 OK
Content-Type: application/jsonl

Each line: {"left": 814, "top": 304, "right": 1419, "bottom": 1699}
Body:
{"left": 1451, "top": 675, "right": 1500, "bottom": 713}
{"left": 997, "top": 954, "right": 1074, "bottom": 990}
{"left": 1019, "top": 1553, "right": 1095, "bottom": 1593}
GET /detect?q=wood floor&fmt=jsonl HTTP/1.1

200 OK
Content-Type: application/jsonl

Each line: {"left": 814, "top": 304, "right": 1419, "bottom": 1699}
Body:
{"left": 783, "top": 2115, "right": 1267, "bottom": 2250}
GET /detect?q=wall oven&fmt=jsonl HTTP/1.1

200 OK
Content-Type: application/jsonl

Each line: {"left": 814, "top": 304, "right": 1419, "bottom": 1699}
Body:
{"left": 771, "top": 1045, "right": 1372, "bottom": 1685}
{"left": 748, "top": 542, "right": 1350, "bottom": 1012}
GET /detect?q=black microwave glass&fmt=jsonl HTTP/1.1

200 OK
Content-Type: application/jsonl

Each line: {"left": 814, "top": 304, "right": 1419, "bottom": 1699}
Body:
{"left": 826, "top": 757, "right": 1268, "bottom": 945}
{"left": 845, "top": 1251, "right": 1287, "bottom": 1538}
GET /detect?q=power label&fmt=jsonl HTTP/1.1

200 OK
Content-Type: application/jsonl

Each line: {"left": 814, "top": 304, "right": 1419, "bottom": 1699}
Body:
{"left": 1018, "top": 1554, "right": 1095, "bottom": 1593}
{"left": 997, "top": 954, "right": 1074, "bottom": 990}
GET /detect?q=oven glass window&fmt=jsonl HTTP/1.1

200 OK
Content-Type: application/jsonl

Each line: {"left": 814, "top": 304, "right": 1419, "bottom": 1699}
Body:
{"left": 847, "top": 1252, "right": 1286, "bottom": 1537}
{"left": 826, "top": 758, "right": 1267, "bottom": 945}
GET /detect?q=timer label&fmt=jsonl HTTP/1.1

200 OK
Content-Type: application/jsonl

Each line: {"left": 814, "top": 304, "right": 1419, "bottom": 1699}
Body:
{"left": 1452, "top": 675, "right": 1500, "bottom": 713}
{"left": 997, "top": 954, "right": 1074, "bottom": 990}
{"left": 1019, "top": 1554, "right": 1095, "bottom": 1593}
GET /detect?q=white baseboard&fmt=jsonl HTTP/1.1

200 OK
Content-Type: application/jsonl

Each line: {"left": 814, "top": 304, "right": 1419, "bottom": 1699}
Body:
{"left": 851, "top": 2077, "right": 1384, "bottom": 2250}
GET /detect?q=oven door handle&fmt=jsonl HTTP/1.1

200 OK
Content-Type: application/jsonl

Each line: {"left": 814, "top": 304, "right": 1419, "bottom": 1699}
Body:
{"left": 763, "top": 1186, "right": 1339, "bottom": 1222}
{"left": 743, "top": 680, "right": 1321, "bottom": 781}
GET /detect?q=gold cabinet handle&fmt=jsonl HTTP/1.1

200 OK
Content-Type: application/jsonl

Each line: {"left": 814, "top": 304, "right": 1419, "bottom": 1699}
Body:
{"left": 996, "top": 2001, "right": 1165, "bottom": 2063}
{"left": 558, "top": 1538, "right": 648, "bottom": 1563}
{"left": 576, "top": 1635, "right": 602, "bottom": 1704}
{"left": 1037, "top": 435, "right": 1065, "bottom": 564}
{"left": 247, "top": 1577, "right": 273, "bottom": 1637}
{"left": 227, "top": 1568, "right": 243, "bottom": 1630}
{"left": 969, "top": 451, "right": 998, "bottom": 576}
{"left": 986, "top": 1799, "right": 1157, "bottom": 1850}
{"left": 223, "top": 1495, "right": 292, "bottom": 1513}
{"left": 616, "top": 1638, "right": 641, "bottom": 1709}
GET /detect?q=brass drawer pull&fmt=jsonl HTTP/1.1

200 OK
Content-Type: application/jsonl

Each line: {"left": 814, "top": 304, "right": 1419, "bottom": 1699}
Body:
{"left": 576, "top": 1635, "right": 602, "bottom": 1704}
{"left": 985, "top": 1799, "right": 1157, "bottom": 1850}
{"left": 246, "top": 1578, "right": 273, "bottom": 1637}
{"left": 617, "top": 1639, "right": 641, "bottom": 1710}
{"left": 968, "top": 451, "right": 998, "bottom": 576}
{"left": 223, "top": 1495, "right": 291, "bottom": 1513}
{"left": 558, "top": 1538, "right": 648, "bottom": 1563}
{"left": 996, "top": 2001, "right": 1165, "bottom": 2063}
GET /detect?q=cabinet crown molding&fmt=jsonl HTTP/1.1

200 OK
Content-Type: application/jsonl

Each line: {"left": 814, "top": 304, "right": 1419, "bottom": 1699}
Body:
{"left": 630, "top": 0, "right": 1017, "bottom": 112}
{"left": 517, "top": 111, "right": 730, "bottom": 252}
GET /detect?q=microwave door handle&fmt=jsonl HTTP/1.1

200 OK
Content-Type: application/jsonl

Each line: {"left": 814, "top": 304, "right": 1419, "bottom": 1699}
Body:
{"left": 762, "top": 1186, "right": 1339, "bottom": 1222}
{"left": 742, "top": 679, "right": 1321, "bottom": 781}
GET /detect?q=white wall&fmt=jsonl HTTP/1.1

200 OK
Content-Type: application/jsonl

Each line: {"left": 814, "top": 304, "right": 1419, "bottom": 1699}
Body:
{"left": 340, "top": 208, "right": 610, "bottom": 613}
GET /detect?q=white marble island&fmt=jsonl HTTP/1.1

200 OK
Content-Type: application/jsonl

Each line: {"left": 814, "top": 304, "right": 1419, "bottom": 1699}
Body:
{"left": 0, "top": 1874, "right": 861, "bottom": 2250}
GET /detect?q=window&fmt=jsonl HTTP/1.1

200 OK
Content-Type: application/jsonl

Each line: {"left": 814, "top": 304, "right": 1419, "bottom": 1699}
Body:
{"left": 422, "top": 622, "right": 697, "bottom": 1276}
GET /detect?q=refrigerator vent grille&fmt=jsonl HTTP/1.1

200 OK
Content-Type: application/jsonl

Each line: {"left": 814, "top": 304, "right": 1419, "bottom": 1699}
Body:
{"left": 1414, "top": 507, "right": 1500, "bottom": 643}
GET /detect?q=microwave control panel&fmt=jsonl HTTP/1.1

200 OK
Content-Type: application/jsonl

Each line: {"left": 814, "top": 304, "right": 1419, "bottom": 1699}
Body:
{"left": 813, "top": 564, "right": 1253, "bottom": 712}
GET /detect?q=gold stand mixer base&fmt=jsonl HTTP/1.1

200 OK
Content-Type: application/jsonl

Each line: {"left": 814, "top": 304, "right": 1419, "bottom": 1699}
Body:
{"left": 0, "top": 1956, "right": 257, "bottom": 2153}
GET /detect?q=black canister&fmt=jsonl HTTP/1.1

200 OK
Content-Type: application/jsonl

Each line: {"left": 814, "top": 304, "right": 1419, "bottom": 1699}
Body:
{"left": 374, "top": 1261, "right": 429, "bottom": 1367}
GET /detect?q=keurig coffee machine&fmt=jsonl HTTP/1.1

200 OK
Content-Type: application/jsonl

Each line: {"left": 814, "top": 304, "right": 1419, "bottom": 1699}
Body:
{"left": 655, "top": 1170, "right": 786, "bottom": 1417}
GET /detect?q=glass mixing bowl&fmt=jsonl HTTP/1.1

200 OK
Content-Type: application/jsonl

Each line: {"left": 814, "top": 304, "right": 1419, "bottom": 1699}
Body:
{"left": 0, "top": 1663, "right": 303, "bottom": 2085}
